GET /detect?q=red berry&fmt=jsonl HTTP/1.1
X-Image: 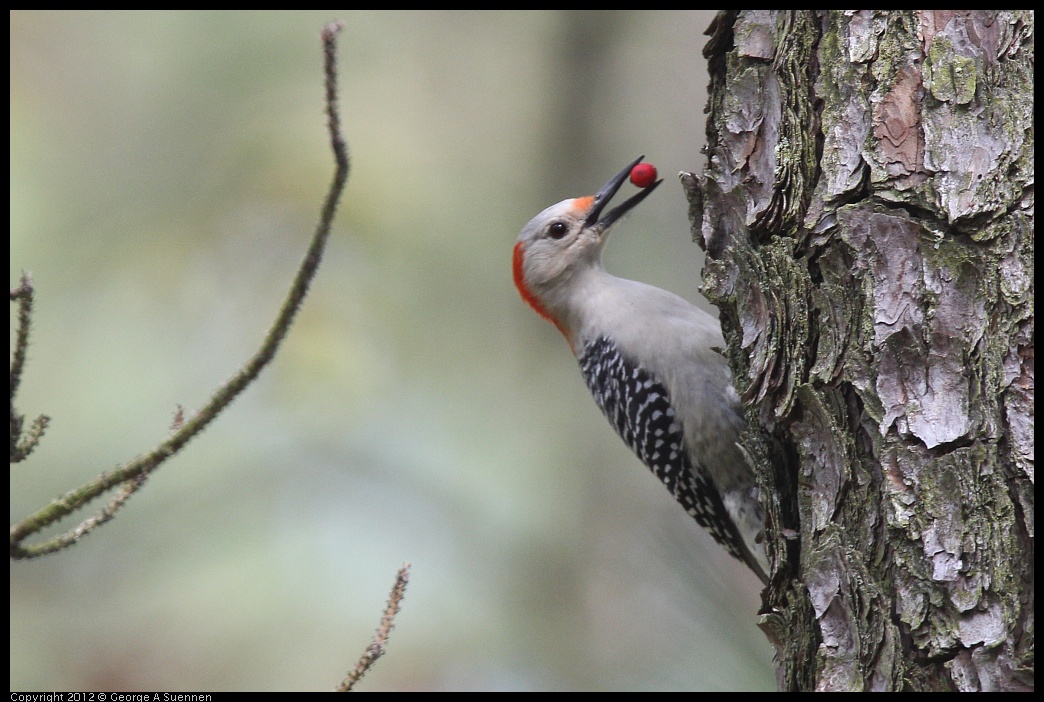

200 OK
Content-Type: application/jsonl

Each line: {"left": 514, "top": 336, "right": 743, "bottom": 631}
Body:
{"left": 630, "top": 162, "right": 658, "bottom": 188}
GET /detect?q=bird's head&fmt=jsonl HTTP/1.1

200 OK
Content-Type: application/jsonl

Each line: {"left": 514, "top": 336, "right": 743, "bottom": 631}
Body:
{"left": 513, "top": 156, "right": 662, "bottom": 341}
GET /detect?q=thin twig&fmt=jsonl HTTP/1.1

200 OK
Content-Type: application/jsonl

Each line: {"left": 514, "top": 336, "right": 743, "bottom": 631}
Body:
{"left": 9, "top": 272, "right": 34, "bottom": 400}
{"left": 10, "top": 21, "right": 351, "bottom": 559}
{"left": 18, "top": 475, "right": 150, "bottom": 557}
{"left": 10, "top": 272, "right": 50, "bottom": 463}
{"left": 338, "top": 563, "right": 412, "bottom": 692}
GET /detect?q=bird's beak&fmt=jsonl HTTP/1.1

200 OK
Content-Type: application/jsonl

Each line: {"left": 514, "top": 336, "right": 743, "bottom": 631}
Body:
{"left": 583, "top": 155, "right": 663, "bottom": 232}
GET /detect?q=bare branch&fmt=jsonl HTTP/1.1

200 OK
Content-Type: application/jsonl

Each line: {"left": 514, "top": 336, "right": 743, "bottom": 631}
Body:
{"left": 10, "top": 272, "right": 50, "bottom": 463}
{"left": 9, "top": 272, "right": 34, "bottom": 398}
{"left": 338, "top": 563, "right": 412, "bottom": 692}
{"left": 11, "top": 21, "right": 351, "bottom": 559}
{"left": 14, "top": 475, "right": 150, "bottom": 558}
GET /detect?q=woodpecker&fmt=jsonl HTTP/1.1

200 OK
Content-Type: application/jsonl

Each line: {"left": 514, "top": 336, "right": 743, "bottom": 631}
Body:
{"left": 513, "top": 156, "right": 768, "bottom": 583}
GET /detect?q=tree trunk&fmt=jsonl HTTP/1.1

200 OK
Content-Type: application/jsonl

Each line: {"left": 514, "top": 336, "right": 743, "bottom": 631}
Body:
{"left": 687, "top": 10, "right": 1033, "bottom": 691}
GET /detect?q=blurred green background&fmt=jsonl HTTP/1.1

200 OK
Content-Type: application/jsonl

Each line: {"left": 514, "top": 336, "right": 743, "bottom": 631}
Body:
{"left": 10, "top": 10, "right": 773, "bottom": 691}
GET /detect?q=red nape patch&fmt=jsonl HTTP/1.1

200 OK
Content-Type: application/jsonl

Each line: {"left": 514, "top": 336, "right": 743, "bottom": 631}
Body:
{"left": 513, "top": 241, "right": 572, "bottom": 347}
{"left": 513, "top": 241, "right": 551, "bottom": 321}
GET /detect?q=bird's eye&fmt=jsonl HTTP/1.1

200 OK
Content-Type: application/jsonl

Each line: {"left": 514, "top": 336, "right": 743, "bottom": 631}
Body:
{"left": 548, "top": 221, "right": 569, "bottom": 240}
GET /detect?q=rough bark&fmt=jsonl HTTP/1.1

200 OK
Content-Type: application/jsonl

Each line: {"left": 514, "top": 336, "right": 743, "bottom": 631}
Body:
{"left": 686, "top": 10, "right": 1033, "bottom": 691}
